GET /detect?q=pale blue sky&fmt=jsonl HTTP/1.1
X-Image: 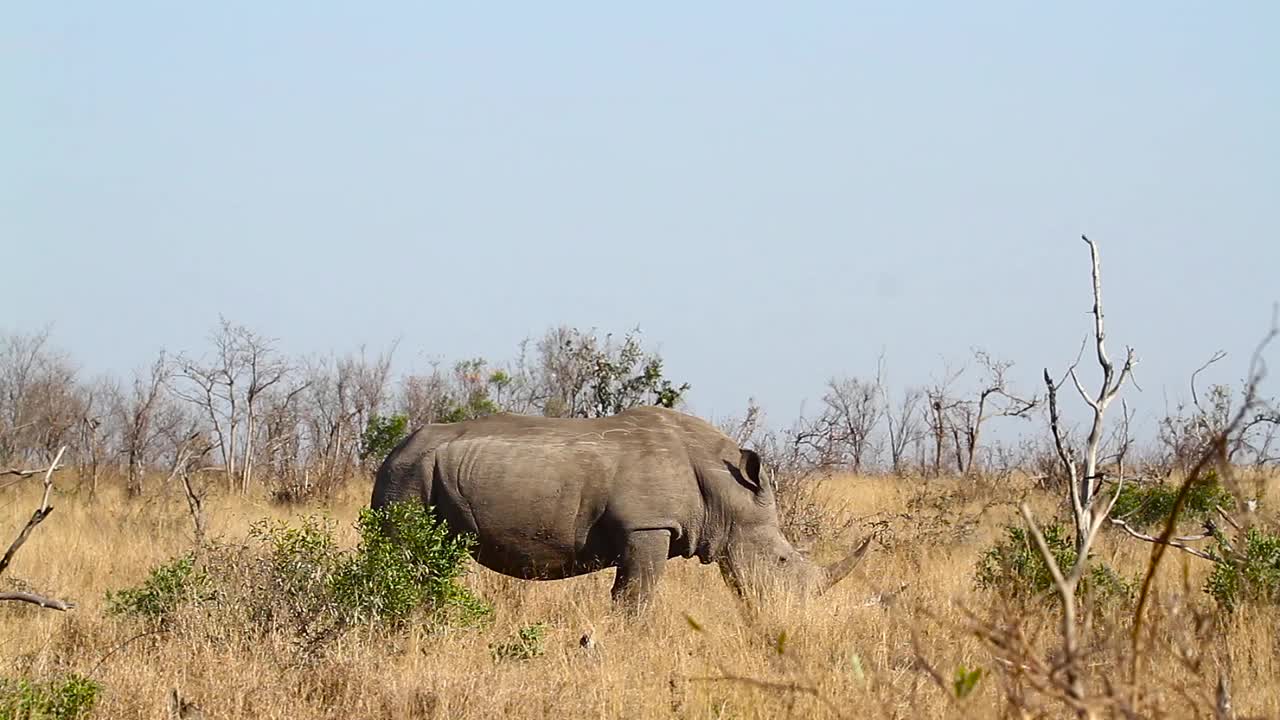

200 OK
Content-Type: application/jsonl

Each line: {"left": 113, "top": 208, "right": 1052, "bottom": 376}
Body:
{"left": 3, "top": 3, "right": 1277, "bottom": 430}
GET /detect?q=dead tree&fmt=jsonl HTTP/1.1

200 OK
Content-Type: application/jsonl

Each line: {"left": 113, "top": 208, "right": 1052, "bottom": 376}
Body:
{"left": 173, "top": 319, "right": 291, "bottom": 494}
{"left": 172, "top": 326, "right": 241, "bottom": 493}
{"left": 0, "top": 446, "right": 74, "bottom": 611}
{"left": 0, "top": 330, "right": 81, "bottom": 465}
{"left": 953, "top": 350, "right": 1039, "bottom": 475}
{"left": 923, "top": 366, "right": 964, "bottom": 477}
{"left": 76, "top": 377, "right": 114, "bottom": 497}
{"left": 165, "top": 428, "right": 216, "bottom": 544}
{"left": 116, "top": 353, "right": 174, "bottom": 496}
{"left": 1020, "top": 235, "right": 1138, "bottom": 718}
{"left": 819, "top": 375, "right": 884, "bottom": 473}
{"left": 237, "top": 327, "right": 290, "bottom": 494}
{"left": 883, "top": 389, "right": 923, "bottom": 475}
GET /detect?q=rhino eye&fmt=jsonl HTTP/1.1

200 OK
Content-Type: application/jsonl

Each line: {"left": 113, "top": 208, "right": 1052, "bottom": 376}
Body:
{"left": 777, "top": 555, "right": 789, "bottom": 565}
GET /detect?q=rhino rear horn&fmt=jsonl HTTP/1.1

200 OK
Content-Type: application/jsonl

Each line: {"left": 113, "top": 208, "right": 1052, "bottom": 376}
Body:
{"left": 819, "top": 535, "right": 873, "bottom": 594}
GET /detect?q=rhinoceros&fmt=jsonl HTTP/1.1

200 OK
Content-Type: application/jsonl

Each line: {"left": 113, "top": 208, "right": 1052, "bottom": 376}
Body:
{"left": 370, "top": 406, "right": 869, "bottom": 611}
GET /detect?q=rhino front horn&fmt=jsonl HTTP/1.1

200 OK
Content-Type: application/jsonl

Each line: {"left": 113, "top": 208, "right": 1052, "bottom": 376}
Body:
{"left": 819, "top": 535, "right": 873, "bottom": 594}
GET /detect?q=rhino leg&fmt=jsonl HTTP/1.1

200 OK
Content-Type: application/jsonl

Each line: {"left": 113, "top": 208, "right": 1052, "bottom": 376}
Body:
{"left": 610, "top": 530, "right": 670, "bottom": 614}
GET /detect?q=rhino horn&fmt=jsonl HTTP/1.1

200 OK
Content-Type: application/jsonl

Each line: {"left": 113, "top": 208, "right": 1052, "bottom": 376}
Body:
{"left": 818, "top": 535, "right": 873, "bottom": 594}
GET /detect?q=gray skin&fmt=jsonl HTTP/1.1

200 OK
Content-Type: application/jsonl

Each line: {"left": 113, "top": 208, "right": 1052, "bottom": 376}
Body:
{"left": 370, "top": 406, "right": 868, "bottom": 611}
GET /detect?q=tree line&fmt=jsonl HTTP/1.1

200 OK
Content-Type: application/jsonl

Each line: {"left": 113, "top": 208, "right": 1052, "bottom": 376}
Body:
{"left": 2, "top": 316, "right": 1277, "bottom": 503}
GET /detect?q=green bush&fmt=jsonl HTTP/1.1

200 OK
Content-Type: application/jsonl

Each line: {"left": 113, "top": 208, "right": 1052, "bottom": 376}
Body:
{"left": 104, "top": 553, "right": 209, "bottom": 624}
{"left": 491, "top": 623, "right": 547, "bottom": 661}
{"left": 0, "top": 673, "right": 100, "bottom": 720}
{"left": 107, "top": 502, "right": 489, "bottom": 645}
{"left": 976, "top": 523, "right": 1132, "bottom": 606}
{"left": 244, "top": 515, "right": 346, "bottom": 638}
{"left": 360, "top": 413, "right": 410, "bottom": 465}
{"left": 332, "top": 502, "right": 490, "bottom": 627}
{"left": 1109, "top": 471, "right": 1235, "bottom": 529}
{"left": 1205, "top": 526, "right": 1280, "bottom": 612}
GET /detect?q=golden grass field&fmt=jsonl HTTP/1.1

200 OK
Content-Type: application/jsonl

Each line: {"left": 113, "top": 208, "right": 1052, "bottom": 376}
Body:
{"left": 3, "top": 470, "right": 1278, "bottom": 719}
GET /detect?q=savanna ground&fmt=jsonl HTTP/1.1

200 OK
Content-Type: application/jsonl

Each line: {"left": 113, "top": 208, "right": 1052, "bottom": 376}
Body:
{"left": 3, "top": 469, "right": 1279, "bottom": 719}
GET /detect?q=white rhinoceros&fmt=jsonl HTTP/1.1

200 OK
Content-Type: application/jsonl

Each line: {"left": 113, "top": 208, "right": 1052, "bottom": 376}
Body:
{"left": 370, "top": 406, "right": 868, "bottom": 611}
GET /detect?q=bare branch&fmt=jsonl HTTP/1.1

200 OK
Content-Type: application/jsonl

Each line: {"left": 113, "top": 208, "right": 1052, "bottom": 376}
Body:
{"left": 0, "top": 446, "right": 74, "bottom": 612}
{"left": 1069, "top": 367, "right": 1101, "bottom": 412}
{"left": 1109, "top": 519, "right": 1220, "bottom": 563}
{"left": 0, "top": 463, "right": 66, "bottom": 479}
{"left": 1190, "top": 350, "right": 1228, "bottom": 416}
{"left": 1043, "top": 369, "right": 1081, "bottom": 522}
{"left": 0, "top": 446, "right": 66, "bottom": 577}
{"left": 0, "top": 591, "right": 75, "bottom": 611}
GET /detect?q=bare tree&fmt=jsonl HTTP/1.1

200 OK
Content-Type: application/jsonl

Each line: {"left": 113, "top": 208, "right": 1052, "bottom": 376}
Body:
{"left": 876, "top": 356, "right": 924, "bottom": 476}
{"left": 882, "top": 385, "right": 923, "bottom": 476}
{"left": 76, "top": 376, "right": 116, "bottom": 496}
{"left": 116, "top": 353, "right": 178, "bottom": 496}
{"left": 237, "top": 327, "right": 290, "bottom": 494}
{"left": 0, "top": 329, "right": 82, "bottom": 465}
{"left": 951, "top": 350, "right": 1039, "bottom": 475}
{"left": 816, "top": 375, "right": 884, "bottom": 473}
{"left": 1019, "top": 236, "right": 1139, "bottom": 717}
{"left": 1157, "top": 349, "right": 1280, "bottom": 473}
{"left": 172, "top": 321, "right": 244, "bottom": 492}
{"left": 923, "top": 365, "right": 964, "bottom": 477}
{"left": 398, "top": 360, "right": 456, "bottom": 428}
{"left": 164, "top": 425, "right": 216, "bottom": 544}
{"left": 172, "top": 319, "right": 293, "bottom": 494}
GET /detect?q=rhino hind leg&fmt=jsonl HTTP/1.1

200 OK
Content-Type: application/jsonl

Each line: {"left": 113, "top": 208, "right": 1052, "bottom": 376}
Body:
{"left": 610, "top": 529, "right": 670, "bottom": 615}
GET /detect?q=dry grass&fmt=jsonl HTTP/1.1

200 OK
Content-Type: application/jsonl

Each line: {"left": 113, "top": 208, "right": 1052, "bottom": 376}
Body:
{"left": 2, "top": 470, "right": 1279, "bottom": 719}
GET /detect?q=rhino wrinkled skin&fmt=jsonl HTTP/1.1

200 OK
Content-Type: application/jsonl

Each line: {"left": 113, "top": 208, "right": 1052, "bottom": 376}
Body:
{"left": 370, "top": 406, "right": 867, "bottom": 611}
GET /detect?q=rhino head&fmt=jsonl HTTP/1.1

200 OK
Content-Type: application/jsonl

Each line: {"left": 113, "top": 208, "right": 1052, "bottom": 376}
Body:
{"left": 713, "top": 449, "right": 872, "bottom": 601}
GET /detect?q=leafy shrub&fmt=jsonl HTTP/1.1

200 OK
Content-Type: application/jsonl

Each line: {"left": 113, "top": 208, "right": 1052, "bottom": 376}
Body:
{"left": 1205, "top": 526, "right": 1280, "bottom": 612}
{"left": 360, "top": 414, "right": 410, "bottom": 465}
{"left": 105, "top": 553, "right": 209, "bottom": 624}
{"left": 976, "top": 523, "right": 1132, "bottom": 606}
{"left": 108, "top": 502, "right": 489, "bottom": 646}
{"left": 0, "top": 673, "right": 100, "bottom": 720}
{"left": 1109, "top": 470, "right": 1235, "bottom": 529}
{"left": 332, "top": 501, "right": 490, "bottom": 627}
{"left": 491, "top": 623, "right": 547, "bottom": 661}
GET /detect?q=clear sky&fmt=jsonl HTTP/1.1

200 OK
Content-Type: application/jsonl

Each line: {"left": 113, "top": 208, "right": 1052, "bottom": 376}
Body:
{"left": 3, "top": 3, "right": 1277, "bottom": 430}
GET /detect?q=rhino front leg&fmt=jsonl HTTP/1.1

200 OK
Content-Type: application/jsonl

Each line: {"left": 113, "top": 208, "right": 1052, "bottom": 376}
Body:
{"left": 610, "top": 529, "right": 670, "bottom": 614}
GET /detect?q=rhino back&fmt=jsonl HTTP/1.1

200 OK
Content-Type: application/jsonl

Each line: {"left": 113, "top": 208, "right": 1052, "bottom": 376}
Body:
{"left": 430, "top": 409, "right": 727, "bottom": 577}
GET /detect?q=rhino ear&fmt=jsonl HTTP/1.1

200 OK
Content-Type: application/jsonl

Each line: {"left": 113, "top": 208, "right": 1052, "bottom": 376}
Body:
{"left": 737, "top": 448, "right": 764, "bottom": 494}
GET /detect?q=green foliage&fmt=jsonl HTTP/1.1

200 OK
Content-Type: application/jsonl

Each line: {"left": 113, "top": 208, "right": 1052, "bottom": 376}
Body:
{"left": 245, "top": 515, "right": 345, "bottom": 636}
{"left": 333, "top": 502, "right": 491, "bottom": 626}
{"left": 0, "top": 673, "right": 100, "bottom": 720}
{"left": 360, "top": 414, "right": 410, "bottom": 464}
{"left": 107, "top": 502, "right": 489, "bottom": 645}
{"left": 104, "top": 553, "right": 209, "bottom": 624}
{"left": 953, "top": 666, "right": 983, "bottom": 699}
{"left": 975, "top": 523, "right": 1132, "bottom": 606}
{"left": 1205, "top": 526, "right": 1280, "bottom": 612}
{"left": 491, "top": 623, "right": 547, "bottom": 661}
{"left": 1109, "top": 470, "right": 1235, "bottom": 529}
{"left": 440, "top": 359, "right": 504, "bottom": 423}
{"left": 539, "top": 327, "right": 690, "bottom": 418}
